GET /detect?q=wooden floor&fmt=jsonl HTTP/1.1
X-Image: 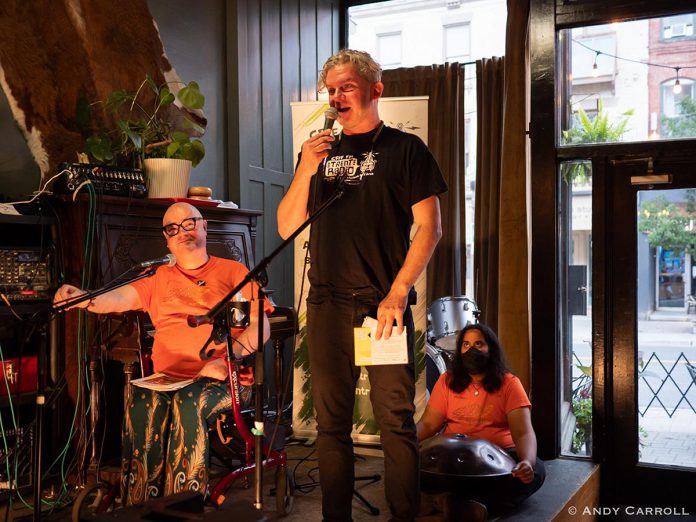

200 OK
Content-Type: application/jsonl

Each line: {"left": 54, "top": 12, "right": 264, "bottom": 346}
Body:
{"left": 210, "top": 440, "right": 433, "bottom": 522}
{"left": 202, "top": 442, "right": 599, "bottom": 522}
{"left": 2, "top": 439, "right": 599, "bottom": 521}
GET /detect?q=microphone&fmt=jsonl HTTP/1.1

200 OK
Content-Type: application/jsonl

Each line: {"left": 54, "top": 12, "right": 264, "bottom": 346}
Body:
{"left": 138, "top": 253, "right": 176, "bottom": 268}
{"left": 323, "top": 107, "right": 338, "bottom": 131}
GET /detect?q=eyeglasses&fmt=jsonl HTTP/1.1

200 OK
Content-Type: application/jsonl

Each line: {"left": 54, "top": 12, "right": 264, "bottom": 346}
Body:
{"left": 162, "top": 217, "right": 202, "bottom": 237}
{"left": 461, "top": 340, "right": 487, "bottom": 350}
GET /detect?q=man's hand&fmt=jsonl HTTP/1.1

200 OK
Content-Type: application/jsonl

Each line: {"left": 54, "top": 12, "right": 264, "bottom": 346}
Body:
{"left": 296, "top": 129, "right": 335, "bottom": 179}
{"left": 53, "top": 284, "right": 88, "bottom": 310}
{"left": 375, "top": 285, "right": 409, "bottom": 340}
{"left": 197, "top": 357, "right": 228, "bottom": 381}
{"left": 511, "top": 459, "right": 535, "bottom": 484}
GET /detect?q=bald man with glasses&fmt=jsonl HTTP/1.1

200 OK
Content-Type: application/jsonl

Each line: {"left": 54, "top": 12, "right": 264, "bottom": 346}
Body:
{"left": 54, "top": 202, "right": 272, "bottom": 504}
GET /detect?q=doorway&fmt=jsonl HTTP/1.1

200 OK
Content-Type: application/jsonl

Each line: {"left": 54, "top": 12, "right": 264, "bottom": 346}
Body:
{"left": 604, "top": 155, "right": 696, "bottom": 507}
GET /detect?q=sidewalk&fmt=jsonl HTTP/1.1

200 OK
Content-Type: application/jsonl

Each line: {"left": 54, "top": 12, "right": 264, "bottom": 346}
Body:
{"left": 639, "top": 409, "right": 696, "bottom": 468}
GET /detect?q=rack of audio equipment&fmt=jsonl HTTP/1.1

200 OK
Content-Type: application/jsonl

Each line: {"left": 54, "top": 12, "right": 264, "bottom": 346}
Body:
{"left": 0, "top": 211, "right": 60, "bottom": 501}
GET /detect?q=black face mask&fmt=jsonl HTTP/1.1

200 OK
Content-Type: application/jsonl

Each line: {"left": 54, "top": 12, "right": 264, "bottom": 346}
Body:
{"left": 460, "top": 347, "right": 490, "bottom": 374}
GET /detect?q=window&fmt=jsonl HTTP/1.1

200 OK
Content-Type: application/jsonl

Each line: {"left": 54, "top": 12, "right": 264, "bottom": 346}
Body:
{"left": 443, "top": 23, "right": 470, "bottom": 63}
{"left": 661, "top": 78, "right": 695, "bottom": 118}
{"left": 661, "top": 78, "right": 696, "bottom": 139}
{"left": 560, "top": 12, "right": 696, "bottom": 145}
{"left": 661, "top": 14, "right": 695, "bottom": 40}
{"left": 377, "top": 32, "right": 402, "bottom": 69}
{"left": 347, "top": 0, "right": 506, "bottom": 310}
{"left": 559, "top": 161, "right": 593, "bottom": 457}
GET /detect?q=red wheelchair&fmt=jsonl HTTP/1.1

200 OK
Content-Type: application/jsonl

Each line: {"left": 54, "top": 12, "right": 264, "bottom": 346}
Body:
{"left": 71, "top": 307, "right": 296, "bottom": 520}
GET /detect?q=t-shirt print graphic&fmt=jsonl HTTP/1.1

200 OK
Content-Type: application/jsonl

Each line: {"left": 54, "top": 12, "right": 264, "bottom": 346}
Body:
{"left": 324, "top": 151, "right": 379, "bottom": 185}
{"left": 163, "top": 284, "right": 210, "bottom": 308}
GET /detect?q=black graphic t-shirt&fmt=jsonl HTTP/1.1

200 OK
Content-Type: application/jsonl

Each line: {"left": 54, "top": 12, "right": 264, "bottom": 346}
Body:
{"left": 307, "top": 124, "right": 447, "bottom": 298}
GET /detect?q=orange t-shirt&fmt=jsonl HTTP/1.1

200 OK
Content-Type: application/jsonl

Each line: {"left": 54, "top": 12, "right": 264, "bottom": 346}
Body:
{"left": 129, "top": 256, "right": 274, "bottom": 378}
{"left": 427, "top": 372, "right": 531, "bottom": 449}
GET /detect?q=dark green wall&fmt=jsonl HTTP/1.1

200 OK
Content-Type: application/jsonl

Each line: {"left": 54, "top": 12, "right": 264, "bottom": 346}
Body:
{"left": 148, "top": 0, "right": 228, "bottom": 201}
{"left": 231, "top": 0, "right": 340, "bottom": 307}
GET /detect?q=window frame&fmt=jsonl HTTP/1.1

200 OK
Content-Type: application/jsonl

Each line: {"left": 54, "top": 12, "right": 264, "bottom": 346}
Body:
{"left": 532, "top": 0, "right": 696, "bottom": 464}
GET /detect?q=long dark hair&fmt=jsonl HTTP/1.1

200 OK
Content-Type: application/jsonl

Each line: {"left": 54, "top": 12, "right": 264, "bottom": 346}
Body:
{"left": 447, "top": 323, "right": 509, "bottom": 394}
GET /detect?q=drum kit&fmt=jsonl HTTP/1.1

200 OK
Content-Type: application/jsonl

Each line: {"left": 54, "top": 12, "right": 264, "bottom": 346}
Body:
{"left": 425, "top": 296, "right": 480, "bottom": 392}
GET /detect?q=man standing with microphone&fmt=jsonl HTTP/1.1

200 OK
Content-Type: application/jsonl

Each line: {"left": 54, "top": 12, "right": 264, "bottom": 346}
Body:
{"left": 278, "top": 49, "right": 446, "bottom": 521}
{"left": 54, "top": 202, "right": 272, "bottom": 504}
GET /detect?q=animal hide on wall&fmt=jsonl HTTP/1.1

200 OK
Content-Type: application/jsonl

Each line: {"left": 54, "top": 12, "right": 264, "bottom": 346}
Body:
{"left": 0, "top": 0, "right": 189, "bottom": 179}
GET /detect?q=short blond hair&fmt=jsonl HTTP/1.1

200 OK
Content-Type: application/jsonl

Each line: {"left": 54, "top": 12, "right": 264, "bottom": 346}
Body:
{"left": 318, "top": 49, "right": 382, "bottom": 90}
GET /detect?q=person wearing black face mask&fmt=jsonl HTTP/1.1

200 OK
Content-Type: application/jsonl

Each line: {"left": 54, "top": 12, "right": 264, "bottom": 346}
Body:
{"left": 459, "top": 343, "right": 491, "bottom": 375}
{"left": 416, "top": 323, "right": 545, "bottom": 520}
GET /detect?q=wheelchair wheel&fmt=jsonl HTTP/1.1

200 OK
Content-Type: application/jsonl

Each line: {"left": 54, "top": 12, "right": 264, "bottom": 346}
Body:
{"left": 275, "top": 465, "right": 295, "bottom": 516}
{"left": 71, "top": 481, "right": 118, "bottom": 522}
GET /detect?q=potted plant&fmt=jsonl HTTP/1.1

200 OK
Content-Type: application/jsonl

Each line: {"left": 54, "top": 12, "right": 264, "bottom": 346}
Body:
{"left": 570, "top": 362, "right": 592, "bottom": 454}
{"left": 82, "top": 74, "right": 206, "bottom": 197}
{"left": 561, "top": 98, "right": 633, "bottom": 184}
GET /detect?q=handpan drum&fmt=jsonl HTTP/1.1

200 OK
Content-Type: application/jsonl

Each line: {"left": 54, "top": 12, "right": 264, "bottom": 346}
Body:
{"left": 420, "top": 433, "right": 515, "bottom": 493}
{"left": 427, "top": 296, "right": 480, "bottom": 352}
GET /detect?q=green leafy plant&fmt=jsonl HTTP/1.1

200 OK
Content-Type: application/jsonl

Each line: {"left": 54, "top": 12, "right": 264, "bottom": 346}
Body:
{"left": 571, "top": 397, "right": 592, "bottom": 454}
{"left": 561, "top": 98, "right": 634, "bottom": 183}
{"left": 84, "top": 74, "right": 206, "bottom": 167}
{"left": 571, "top": 363, "right": 593, "bottom": 454}
{"left": 662, "top": 96, "right": 696, "bottom": 139}
{"left": 638, "top": 193, "right": 696, "bottom": 253}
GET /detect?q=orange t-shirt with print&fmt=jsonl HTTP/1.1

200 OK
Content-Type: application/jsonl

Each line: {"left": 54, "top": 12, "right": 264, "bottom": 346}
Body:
{"left": 129, "top": 256, "right": 273, "bottom": 378}
{"left": 427, "top": 372, "right": 531, "bottom": 449}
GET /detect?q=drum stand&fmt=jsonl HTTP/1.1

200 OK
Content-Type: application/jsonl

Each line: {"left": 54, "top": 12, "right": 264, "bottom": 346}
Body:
{"left": 353, "top": 471, "right": 382, "bottom": 516}
{"left": 294, "top": 459, "right": 382, "bottom": 517}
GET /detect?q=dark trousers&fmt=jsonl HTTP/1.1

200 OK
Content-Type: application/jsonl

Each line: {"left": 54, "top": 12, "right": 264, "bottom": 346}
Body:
{"left": 307, "top": 287, "right": 419, "bottom": 522}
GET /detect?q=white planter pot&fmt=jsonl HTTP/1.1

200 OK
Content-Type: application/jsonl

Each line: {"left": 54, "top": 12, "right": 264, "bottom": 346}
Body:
{"left": 143, "top": 158, "right": 192, "bottom": 198}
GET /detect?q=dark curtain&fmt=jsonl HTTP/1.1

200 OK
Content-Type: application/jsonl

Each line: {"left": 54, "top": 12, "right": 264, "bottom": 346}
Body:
{"left": 474, "top": 0, "right": 531, "bottom": 388}
{"left": 474, "top": 57, "right": 505, "bottom": 332}
{"left": 382, "top": 64, "right": 466, "bottom": 306}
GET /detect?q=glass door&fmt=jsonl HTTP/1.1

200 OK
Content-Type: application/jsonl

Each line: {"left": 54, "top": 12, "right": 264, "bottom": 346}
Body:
{"left": 607, "top": 156, "right": 696, "bottom": 508}
{"left": 657, "top": 247, "right": 686, "bottom": 309}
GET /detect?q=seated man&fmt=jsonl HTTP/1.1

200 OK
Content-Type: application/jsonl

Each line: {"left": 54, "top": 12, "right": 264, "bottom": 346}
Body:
{"left": 54, "top": 202, "right": 271, "bottom": 504}
{"left": 417, "top": 323, "right": 545, "bottom": 520}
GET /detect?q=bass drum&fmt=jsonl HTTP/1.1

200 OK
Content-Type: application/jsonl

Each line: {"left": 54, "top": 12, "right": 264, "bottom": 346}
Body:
{"left": 427, "top": 296, "right": 480, "bottom": 353}
{"left": 425, "top": 342, "right": 453, "bottom": 393}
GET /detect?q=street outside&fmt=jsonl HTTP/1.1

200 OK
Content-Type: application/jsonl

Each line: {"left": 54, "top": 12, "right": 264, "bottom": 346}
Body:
{"left": 571, "top": 312, "right": 696, "bottom": 468}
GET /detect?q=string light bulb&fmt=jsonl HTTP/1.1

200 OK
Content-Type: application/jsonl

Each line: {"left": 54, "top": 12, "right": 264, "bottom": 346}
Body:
{"left": 592, "top": 51, "right": 600, "bottom": 77}
{"left": 673, "top": 67, "right": 682, "bottom": 94}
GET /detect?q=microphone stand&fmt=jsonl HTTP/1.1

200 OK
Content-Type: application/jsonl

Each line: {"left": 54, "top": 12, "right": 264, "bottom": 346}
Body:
{"left": 52, "top": 267, "right": 158, "bottom": 314}
{"left": 188, "top": 176, "right": 348, "bottom": 512}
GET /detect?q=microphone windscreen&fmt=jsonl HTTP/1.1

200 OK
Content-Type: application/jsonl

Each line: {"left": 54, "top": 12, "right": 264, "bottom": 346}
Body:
{"left": 165, "top": 253, "right": 177, "bottom": 267}
{"left": 323, "top": 107, "right": 338, "bottom": 131}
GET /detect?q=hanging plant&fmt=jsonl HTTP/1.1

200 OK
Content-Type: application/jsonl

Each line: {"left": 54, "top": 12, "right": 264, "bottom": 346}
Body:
{"left": 561, "top": 98, "right": 634, "bottom": 184}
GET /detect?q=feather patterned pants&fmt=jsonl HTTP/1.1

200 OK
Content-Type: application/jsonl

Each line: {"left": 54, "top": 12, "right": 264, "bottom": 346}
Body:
{"left": 120, "top": 379, "right": 232, "bottom": 505}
